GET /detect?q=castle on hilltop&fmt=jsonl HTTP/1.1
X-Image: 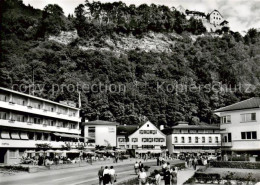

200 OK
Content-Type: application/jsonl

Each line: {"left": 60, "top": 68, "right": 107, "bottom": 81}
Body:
{"left": 177, "top": 6, "right": 229, "bottom": 32}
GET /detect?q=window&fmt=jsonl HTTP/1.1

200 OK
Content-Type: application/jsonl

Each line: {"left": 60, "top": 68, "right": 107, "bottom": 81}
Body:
{"left": 132, "top": 145, "right": 138, "bottom": 149}
{"left": 160, "top": 138, "right": 165, "bottom": 142}
{"left": 188, "top": 137, "right": 192, "bottom": 143}
{"left": 0, "top": 111, "right": 7, "bottom": 120}
{"left": 195, "top": 137, "right": 198, "bottom": 143}
{"left": 118, "top": 138, "right": 125, "bottom": 142}
{"left": 147, "top": 124, "right": 149, "bottom": 127}
{"left": 202, "top": 137, "right": 205, "bottom": 143}
{"left": 36, "top": 133, "right": 42, "bottom": 140}
{"left": 28, "top": 132, "right": 34, "bottom": 140}
{"left": 139, "top": 130, "right": 144, "bottom": 134}
{"left": 88, "top": 127, "right": 95, "bottom": 138}
{"left": 43, "top": 133, "right": 49, "bottom": 141}
{"left": 9, "top": 150, "right": 16, "bottom": 158}
{"left": 142, "top": 138, "right": 147, "bottom": 142}
{"left": 221, "top": 115, "right": 231, "bottom": 124}
{"left": 174, "top": 137, "right": 178, "bottom": 143}
{"left": 209, "top": 137, "right": 212, "bottom": 143}
{"left": 241, "top": 113, "right": 256, "bottom": 122}
{"left": 215, "top": 137, "right": 219, "bottom": 143}
{"left": 132, "top": 138, "right": 138, "bottom": 142}
{"left": 228, "top": 133, "right": 232, "bottom": 142}
{"left": 241, "top": 131, "right": 257, "bottom": 140}
{"left": 181, "top": 137, "right": 185, "bottom": 143}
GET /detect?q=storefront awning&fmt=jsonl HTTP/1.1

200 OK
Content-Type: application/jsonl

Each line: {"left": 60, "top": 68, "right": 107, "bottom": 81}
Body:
{"left": 53, "top": 133, "right": 83, "bottom": 139}
{"left": 20, "top": 132, "right": 29, "bottom": 140}
{"left": 11, "top": 132, "right": 20, "bottom": 139}
{"left": 1, "top": 131, "right": 10, "bottom": 139}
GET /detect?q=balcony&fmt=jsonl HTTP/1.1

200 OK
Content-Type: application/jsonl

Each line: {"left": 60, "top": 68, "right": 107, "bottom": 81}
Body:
{"left": 0, "top": 119, "right": 80, "bottom": 134}
{"left": 0, "top": 139, "right": 84, "bottom": 149}
{"left": 0, "top": 101, "right": 80, "bottom": 122}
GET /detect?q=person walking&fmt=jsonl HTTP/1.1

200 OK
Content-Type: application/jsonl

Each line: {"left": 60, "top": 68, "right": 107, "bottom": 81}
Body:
{"left": 103, "top": 166, "right": 110, "bottom": 185}
{"left": 134, "top": 161, "right": 139, "bottom": 175}
{"left": 157, "top": 156, "right": 160, "bottom": 166}
{"left": 139, "top": 161, "right": 144, "bottom": 171}
{"left": 138, "top": 168, "right": 147, "bottom": 185}
{"left": 154, "top": 170, "right": 161, "bottom": 185}
{"left": 109, "top": 166, "right": 116, "bottom": 185}
{"left": 163, "top": 168, "right": 171, "bottom": 185}
{"left": 193, "top": 157, "right": 198, "bottom": 170}
{"left": 170, "top": 167, "right": 177, "bottom": 185}
{"left": 98, "top": 166, "right": 104, "bottom": 185}
{"left": 162, "top": 161, "right": 167, "bottom": 174}
{"left": 159, "top": 156, "right": 162, "bottom": 166}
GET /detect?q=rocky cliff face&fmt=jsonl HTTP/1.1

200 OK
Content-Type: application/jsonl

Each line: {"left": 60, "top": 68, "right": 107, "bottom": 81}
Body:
{"left": 49, "top": 30, "right": 183, "bottom": 53}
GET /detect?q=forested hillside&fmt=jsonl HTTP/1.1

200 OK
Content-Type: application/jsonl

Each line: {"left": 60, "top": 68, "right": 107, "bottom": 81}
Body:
{"left": 1, "top": 0, "right": 260, "bottom": 126}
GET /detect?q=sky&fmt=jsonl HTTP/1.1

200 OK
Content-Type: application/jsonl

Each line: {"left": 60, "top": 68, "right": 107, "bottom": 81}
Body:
{"left": 23, "top": 0, "right": 260, "bottom": 33}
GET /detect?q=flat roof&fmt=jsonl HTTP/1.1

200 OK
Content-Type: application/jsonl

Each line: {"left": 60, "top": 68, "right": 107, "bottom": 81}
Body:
{"left": 0, "top": 87, "right": 80, "bottom": 110}
{"left": 163, "top": 124, "right": 220, "bottom": 131}
{"left": 82, "top": 120, "right": 119, "bottom": 126}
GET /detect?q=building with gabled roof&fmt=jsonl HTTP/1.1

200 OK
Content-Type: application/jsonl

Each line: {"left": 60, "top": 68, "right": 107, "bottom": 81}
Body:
{"left": 127, "top": 121, "right": 166, "bottom": 154}
{"left": 214, "top": 98, "right": 260, "bottom": 158}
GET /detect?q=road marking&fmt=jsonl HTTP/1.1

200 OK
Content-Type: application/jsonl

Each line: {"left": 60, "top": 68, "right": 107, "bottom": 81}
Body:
{"left": 70, "top": 170, "right": 135, "bottom": 185}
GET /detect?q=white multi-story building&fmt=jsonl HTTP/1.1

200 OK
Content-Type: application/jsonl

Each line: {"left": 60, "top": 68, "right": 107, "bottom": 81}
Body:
{"left": 119, "top": 121, "right": 166, "bottom": 154}
{"left": 215, "top": 98, "right": 260, "bottom": 156}
{"left": 83, "top": 120, "right": 119, "bottom": 147}
{"left": 208, "top": 10, "right": 224, "bottom": 25}
{"left": 164, "top": 122, "right": 221, "bottom": 155}
{"left": 0, "top": 87, "right": 82, "bottom": 164}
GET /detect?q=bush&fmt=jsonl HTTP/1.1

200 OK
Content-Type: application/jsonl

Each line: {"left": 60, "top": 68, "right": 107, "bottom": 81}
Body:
{"left": 193, "top": 172, "right": 221, "bottom": 184}
{"left": 210, "top": 161, "right": 260, "bottom": 169}
{"left": 0, "top": 165, "right": 29, "bottom": 171}
{"left": 174, "top": 162, "right": 186, "bottom": 170}
{"left": 117, "top": 177, "right": 138, "bottom": 185}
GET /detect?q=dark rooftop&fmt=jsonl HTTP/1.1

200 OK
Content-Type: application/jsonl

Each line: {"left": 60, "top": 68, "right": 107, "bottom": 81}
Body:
{"left": 214, "top": 97, "right": 260, "bottom": 112}
{"left": 117, "top": 125, "right": 139, "bottom": 136}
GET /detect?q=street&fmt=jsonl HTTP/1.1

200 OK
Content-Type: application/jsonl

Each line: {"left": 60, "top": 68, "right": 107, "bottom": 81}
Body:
{"left": 0, "top": 160, "right": 158, "bottom": 185}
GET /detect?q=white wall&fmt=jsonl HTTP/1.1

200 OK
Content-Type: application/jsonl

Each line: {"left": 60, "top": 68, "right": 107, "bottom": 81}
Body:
{"left": 85, "top": 125, "right": 117, "bottom": 147}
{"left": 209, "top": 11, "right": 223, "bottom": 25}
{"left": 219, "top": 108, "right": 260, "bottom": 151}
{"left": 128, "top": 121, "right": 166, "bottom": 148}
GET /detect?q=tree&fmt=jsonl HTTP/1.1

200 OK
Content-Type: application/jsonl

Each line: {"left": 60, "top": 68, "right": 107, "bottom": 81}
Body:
{"left": 40, "top": 4, "right": 66, "bottom": 35}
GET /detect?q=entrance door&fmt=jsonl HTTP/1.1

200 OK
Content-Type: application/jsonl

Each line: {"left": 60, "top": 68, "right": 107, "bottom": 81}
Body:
{"left": 0, "top": 149, "right": 7, "bottom": 163}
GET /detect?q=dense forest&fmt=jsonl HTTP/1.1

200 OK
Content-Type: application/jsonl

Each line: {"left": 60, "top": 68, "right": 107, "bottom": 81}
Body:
{"left": 0, "top": 0, "right": 260, "bottom": 126}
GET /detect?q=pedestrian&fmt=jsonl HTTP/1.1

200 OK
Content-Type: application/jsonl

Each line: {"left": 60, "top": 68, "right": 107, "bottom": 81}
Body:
{"left": 109, "top": 166, "right": 116, "bottom": 185}
{"left": 103, "top": 166, "right": 110, "bottom": 185}
{"left": 162, "top": 161, "right": 167, "bottom": 173}
{"left": 159, "top": 156, "right": 162, "bottom": 166}
{"left": 189, "top": 157, "right": 192, "bottom": 168}
{"left": 170, "top": 167, "right": 177, "bottom": 185}
{"left": 157, "top": 156, "right": 160, "bottom": 166}
{"left": 134, "top": 161, "right": 139, "bottom": 175}
{"left": 163, "top": 167, "right": 171, "bottom": 185}
{"left": 167, "top": 162, "right": 171, "bottom": 169}
{"left": 154, "top": 170, "right": 161, "bottom": 185}
{"left": 193, "top": 158, "right": 198, "bottom": 170}
{"left": 139, "top": 161, "right": 144, "bottom": 171}
{"left": 138, "top": 168, "right": 147, "bottom": 185}
{"left": 98, "top": 166, "right": 104, "bottom": 185}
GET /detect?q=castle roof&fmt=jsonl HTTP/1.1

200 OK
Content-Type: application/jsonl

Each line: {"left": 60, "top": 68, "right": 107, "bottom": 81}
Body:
{"left": 209, "top": 9, "right": 223, "bottom": 18}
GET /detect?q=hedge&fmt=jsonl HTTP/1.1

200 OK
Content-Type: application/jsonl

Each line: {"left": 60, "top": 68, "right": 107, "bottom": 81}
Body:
{"left": 0, "top": 165, "right": 29, "bottom": 171}
{"left": 210, "top": 161, "right": 260, "bottom": 169}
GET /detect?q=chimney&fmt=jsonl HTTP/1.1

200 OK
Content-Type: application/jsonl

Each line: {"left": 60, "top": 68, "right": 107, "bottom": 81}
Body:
{"left": 160, "top": 124, "right": 164, "bottom": 130}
